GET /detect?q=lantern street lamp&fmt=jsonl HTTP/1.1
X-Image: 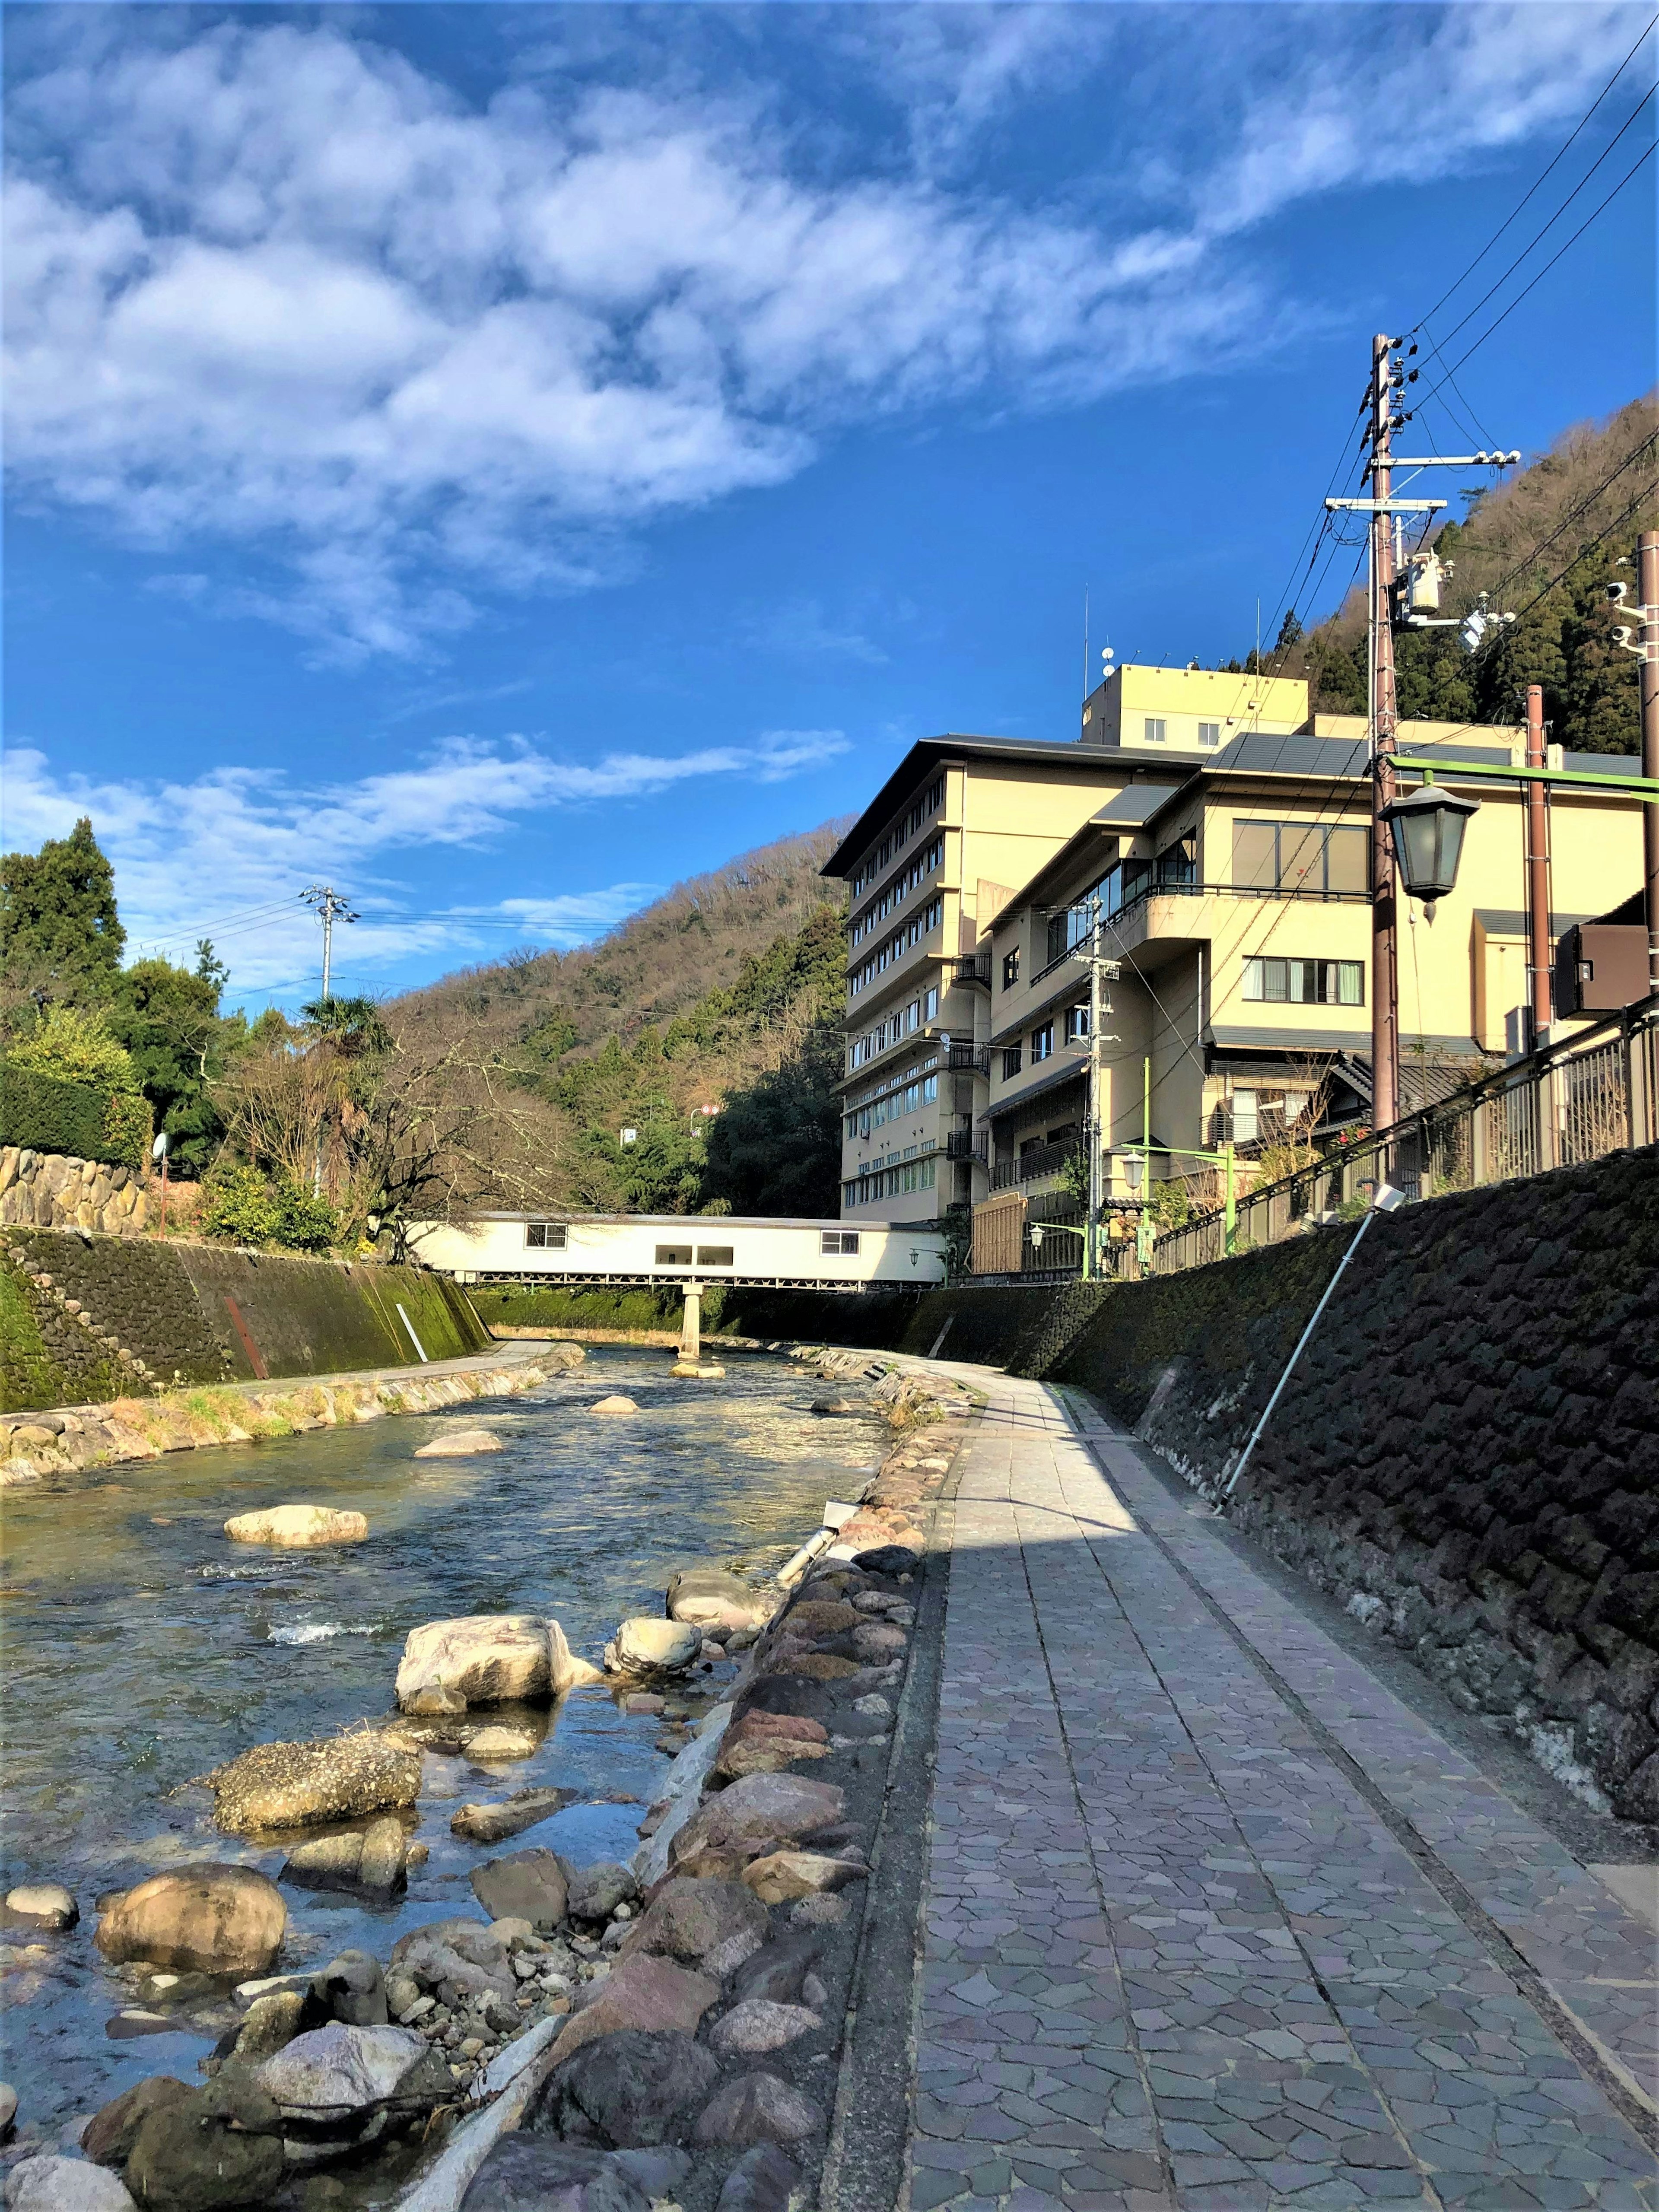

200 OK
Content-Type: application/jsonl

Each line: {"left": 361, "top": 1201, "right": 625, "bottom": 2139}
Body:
{"left": 1379, "top": 783, "right": 1480, "bottom": 912}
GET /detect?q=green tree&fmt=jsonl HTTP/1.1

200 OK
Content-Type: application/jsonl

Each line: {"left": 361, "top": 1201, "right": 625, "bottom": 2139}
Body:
{"left": 1, "top": 817, "right": 125, "bottom": 1006}
{"left": 8, "top": 1003, "right": 138, "bottom": 1092}
{"left": 700, "top": 1025, "right": 844, "bottom": 1216}
{"left": 108, "top": 954, "right": 229, "bottom": 1176}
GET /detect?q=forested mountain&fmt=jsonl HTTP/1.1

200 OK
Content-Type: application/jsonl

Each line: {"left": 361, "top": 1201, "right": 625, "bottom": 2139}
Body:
{"left": 394, "top": 825, "right": 852, "bottom": 1217}
{"left": 1239, "top": 393, "right": 1657, "bottom": 753}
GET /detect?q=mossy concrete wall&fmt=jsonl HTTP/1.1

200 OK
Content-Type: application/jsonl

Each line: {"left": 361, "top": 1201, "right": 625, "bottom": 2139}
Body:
{"left": 0, "top": 1229, "right": 490, "bottom": 1407}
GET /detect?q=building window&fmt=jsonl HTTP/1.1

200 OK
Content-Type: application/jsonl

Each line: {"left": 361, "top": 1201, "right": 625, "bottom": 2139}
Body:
{"left": 821, "top": 1230, "right": 861, "bottom": 1255}
{"left": 655, "top": 1243, "right": 693, "bottom": 1265}
{"left": 1227, "top": 1087, "right": 1313, "bottom": 1145}
{"left": 695, "top": 1246, "right": 734, "bottom": 1268}
{"left": 1065, "top": 1003, "right": 1090, "bottom": 1041}
{"left": 1002, "top": 948, "right": 1020, "bottom": 990}
{"left": 525, "top": 1223, "right": 567, "bottom": 1249}
{"left": 1001, "top": 1045, "right": 1023, "bottom": 1079}
{"left": 1242, "top": 957, "right": 1364, "bottom": 1004}
{"left": 1144, "top": 717, "right": 1167, "bottom": 742}
{"left": 1030, "top": 1023, "right": 1055, "bottom": 1062}
{"left": 1198, "top": 721, "right": 1221, "bottom": 747}
{"left": 1233, "top": 820, "right": 1369, "bottom": 896}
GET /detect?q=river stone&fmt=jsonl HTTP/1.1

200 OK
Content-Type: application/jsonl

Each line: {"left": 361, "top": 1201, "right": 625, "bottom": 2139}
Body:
{"left": 4, "top": 2160, "right": 137, "bottom": 2212}
{"left": 772, "top": 1653, "right": 861, "bottom": 1682}
{"left": 5, "top": 1883, "right": 77, "bottom": 1930}
{"left": 0, "top": 2084, "right": 13, "bottom": 2144}
{"left": 465, "top": 1726, "right": 539, "bottom": 1762}
{"left": 223, "top": 1989, "right": 307, "bottom": 2060}
{"left": 532, "top": 2030, "right": 721, "bottom": 2148}
{"left": 741, "top": 1852, "right": 868, "bottom": 1906}
{"left": 665, "top": 1569, "right": 772, "bottom": 1636}
{"left": 850, "top": 1621, "right": 907, "bottom": 1664}
{"left": 736, "top": 1677, "right": 836, "bottom": 1727}
{"left": 850, "top": 1545, "right": 920, "bottom": 1576}
{"left": 389, "top": 1920, "right": 515, "bottom": 2006}
{"left": 397, "top": 1615, "right": 603, "bottom": 1709}
{"left": 311, "top": 1950, "right": 387, "bottom": 2027}
{"left": 709, "top": 2000, "right": 820, "bottom": 2058}
{"left": 734, "top": 1711, "right": 828, "bottom": 1745}
{"left": 222, "top": 1505, "right": 367, "bottom": 1547}
{"left": 413, "top": 1428, "right": 502, "bottom": 1457}
{"left": 95, "top": 1867, "right": 285, "bottom": 1976}
{"left": 589, "top": 1396, "right": 639, "bottom": 1415}
{"left": 715, "top": 2144, "right": 800, "bottom": 2212}
{"left": 567, "top": 1862, "right": 638, "bottom": 1921}
{"left": 470, "top": 1849, "right": 568, "bottom": 1931}
{"left": 125, "top": 2079, "right": 283, "bottom": 2211}
{"left": 788, "top": 1894, "right": 850, "bottom": 1930}
{"left": 403, "top": 1683, "right": 467, "bottom": 1717}
{"left": 693, "top": 2072, "right": 822, "bottom": 2148}
{"left": 211, "top": 1735, "right": 421, "bottom": 1836}
{"left": 620, "top": 1878, "right": 767, "bottom": 1975}
{"left": 669, "top": 1774, "right": 844, "bottom": 1869}
{"left": 254, "top": 2021, "right": 447, "bottom": 2132}
{"left": 716, "top": 1736, "right": 830, "bottom": 1781}
{"left": 282, "top": 1815, "right": 406, "bottom": 1896}
{"left": 780, "top": 1600, "right": 861, "bottom": 1637}
{"left": 460, "top": 2140, "right": 648, "bottom": 2212}
{"left": 83, "top": 2079, "right": 191, "bottom": 2170}
{"left": 729, "top": 1934, "right": 822, "bottom": 2009}
{"left": 608, "top": 1620, "right": 702, "bottom": 1675}
{"left": 608, "top": 2151, "right": 692, "bottom": 2199}
{"left": 546, "top": 1954, "right": 719, "bottom": 2065}
{"left": 809, "top": 1397, "right": 860, "bottom": 1417}
{"left": 451, "top": 1787, "right": 575, "bottom": 1843}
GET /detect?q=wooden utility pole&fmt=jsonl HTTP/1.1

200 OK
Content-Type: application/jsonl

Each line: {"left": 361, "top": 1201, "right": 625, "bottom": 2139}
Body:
{"left": 1642, "top": 531, "right": 1659, "bottom": 998}
{"left": 1368, "top": 334, "right": 1400, "bottom": 1133}
{"left": 1525, "top": 685, "right": 1552, "bottom": 1037}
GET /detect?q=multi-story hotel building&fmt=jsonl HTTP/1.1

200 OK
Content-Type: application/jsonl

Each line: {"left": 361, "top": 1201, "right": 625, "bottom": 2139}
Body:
{"left": 821, "top": 665, "right": 1313, "bottom": 1224}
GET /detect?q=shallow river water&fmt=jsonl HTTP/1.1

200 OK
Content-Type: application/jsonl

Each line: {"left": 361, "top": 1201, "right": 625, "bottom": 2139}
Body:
{"left": 0, "top": 1346, "right": 883, "bottom": 2137}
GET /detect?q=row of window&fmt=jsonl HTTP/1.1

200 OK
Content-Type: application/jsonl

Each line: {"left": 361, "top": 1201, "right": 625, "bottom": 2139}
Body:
{"left": 849, "top": 834, "right": 944, "bottom": 947}
{"left": 849, "top": 896, "right": 943, "bottom": 996}
{"left": 1141, "top": 718, "right": 1224, "bottom": 747}
{"left": 525, "top": 1227, "right": 861, "bottom": 1260}
{"left": 999, "top": 1005, "right": 1091, "bottom": 1078}
{"left": 843, "top": 1155, "right": 938, "bottom": 1205}
{"left": 850, "top": 774, "right": 947, "bottom": 896}
{"left": 848, "top": 985, "right": 941, "bottom": 1072}
{"left": 845, "top": 1070, "right": 938, "bottom": 1138}
{"left": 1242, "top": 957, "right": 1364, "bottom": 1004}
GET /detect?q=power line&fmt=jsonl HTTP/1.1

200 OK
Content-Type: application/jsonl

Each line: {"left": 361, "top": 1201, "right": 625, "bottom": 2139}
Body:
{"left": 1414, "top": 14, "right": 1659, "bottom": 331}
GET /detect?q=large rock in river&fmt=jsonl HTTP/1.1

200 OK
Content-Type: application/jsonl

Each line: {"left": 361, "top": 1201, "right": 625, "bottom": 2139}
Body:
{"left": 545, "top": 1954, "right": 718, "bottom": 2065}
{"left": 413, "top": 1429, "right": 503, "bottom": 1458}
{"left": 125, "top": 2078, "right": 284, "bottom": 2211}
{"left": 4, "top": 2160, "right": 137, "bottom": 2212}
{"left": 469, "top": 1847, "right": 568, "bottom": 1931}
{"left": 665, "top": 1568, "right": 772, "bottom": 1636}
{"left": 254, "top": 2022, "right": 449, "bottom": 2160}
{"left": 222, "top": 1505, "right": 366, "bottom": 1547}
{"left": 531, "top": 2030, "right": 721, "bottom": 2149}
{"left": 397, "top": 1615, "right": 603, "bottom": 1710}
{"left": 210, "top": 1735, "right": 421, "bottom": 1836}
{"left": 618, "top": 1878, "right": 767, "bottom": 1977}
{"left": 94, "top": 1866, "right": 285, "bottom": 1976}
{"left": 604, "top": 1620, "right": 701, "bottom": 1676}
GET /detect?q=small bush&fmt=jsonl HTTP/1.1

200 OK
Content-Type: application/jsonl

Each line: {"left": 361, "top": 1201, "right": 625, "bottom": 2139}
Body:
{"left": 199, "top": 1166, "right": 338, "bottom": 1252}
{"left": 9, "top": 1006, "right": 138, "bottom": 1093}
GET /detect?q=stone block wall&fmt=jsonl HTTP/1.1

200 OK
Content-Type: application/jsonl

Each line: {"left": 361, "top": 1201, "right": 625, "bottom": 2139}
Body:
{"left": 0, "top": 1147, "right": 149, "bottom": 1236}
{"left": 1050, "top": 1145, "right": 1659, "bottom": 1825}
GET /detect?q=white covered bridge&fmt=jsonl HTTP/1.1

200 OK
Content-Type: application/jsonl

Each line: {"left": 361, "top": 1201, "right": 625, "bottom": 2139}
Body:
{"left": 408, "top": 1211, "right": 948, "bottom": 1291}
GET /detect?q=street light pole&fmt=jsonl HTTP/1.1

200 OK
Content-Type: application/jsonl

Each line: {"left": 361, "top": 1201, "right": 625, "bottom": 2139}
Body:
{"left": 1641, "top": 531, "right": 1659, "bottom": 998}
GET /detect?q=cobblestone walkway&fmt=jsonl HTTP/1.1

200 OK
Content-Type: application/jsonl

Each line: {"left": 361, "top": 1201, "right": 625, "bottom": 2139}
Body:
{"left": 906, "top": 1376, "right": 1658, "bottom": 2212}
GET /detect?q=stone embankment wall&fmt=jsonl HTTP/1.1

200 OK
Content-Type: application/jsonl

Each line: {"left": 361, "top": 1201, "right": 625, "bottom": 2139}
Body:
{"left": 0, "top": 1227, "right": 492, "bottom": 1412}
{"left": 0, "top": 1146, "right": 149, "bottom": 1236}
{"left": 877, "top": 1148, "right": 1659, "bottom": 1826}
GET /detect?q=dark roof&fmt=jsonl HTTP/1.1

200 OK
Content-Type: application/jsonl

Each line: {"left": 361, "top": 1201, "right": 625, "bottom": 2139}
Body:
{"left": 1337, "top": 1049, "right": 1500, "bottom": 1111}
{"left": 1208, "top": 731, "right": 1370, "bottom": 779}
{"left": 820, "top": 735, "right": 1208, "bottom": 878}
{"left": 1093, "top": 783, "right": 1188, "bottom": 825}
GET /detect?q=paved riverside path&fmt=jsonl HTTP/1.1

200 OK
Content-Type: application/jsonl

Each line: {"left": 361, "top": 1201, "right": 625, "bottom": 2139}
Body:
{"left": 905, "top": 1373, "right": 1657, "bottom": 2212}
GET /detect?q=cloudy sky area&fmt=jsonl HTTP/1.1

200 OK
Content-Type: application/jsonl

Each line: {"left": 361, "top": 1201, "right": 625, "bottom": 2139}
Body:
{"left": 5, "top": 2, "right": 1654, "bottom": 1005}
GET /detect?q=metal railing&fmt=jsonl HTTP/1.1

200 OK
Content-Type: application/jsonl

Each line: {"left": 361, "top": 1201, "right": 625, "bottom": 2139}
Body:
{"left": 946, "top": 1042, "right": 991, "bottom": 1075}
{"left": 1138, "top": 998, "right": 1659, "bottom": 1278}
{"left": 1030, "top": 879, "right": 1372, "bottom": 988}
{"left": 946, "top": 1128, "right": 987, "bottom": 1162}
{"left": 953, "top": 952, "right": 991, "bottom": 986}
{"left": 991, "top": 1138, "right": 1082, "bottom": 1191}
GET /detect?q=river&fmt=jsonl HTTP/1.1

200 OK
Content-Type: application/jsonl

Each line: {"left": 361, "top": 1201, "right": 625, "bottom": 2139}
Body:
{"left": 0, "top": 1346, "right": 882, "bottom": 2137}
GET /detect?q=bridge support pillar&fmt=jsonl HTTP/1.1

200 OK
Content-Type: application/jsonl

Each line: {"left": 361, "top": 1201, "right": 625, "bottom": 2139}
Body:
{"left": 680, "top": 1282, "right": 702, "bottom": 1363}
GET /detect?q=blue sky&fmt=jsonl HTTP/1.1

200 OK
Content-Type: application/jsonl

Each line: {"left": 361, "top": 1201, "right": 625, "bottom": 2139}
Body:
{"left": 5, "top": 2, "right": 1655, "bottom": 1010}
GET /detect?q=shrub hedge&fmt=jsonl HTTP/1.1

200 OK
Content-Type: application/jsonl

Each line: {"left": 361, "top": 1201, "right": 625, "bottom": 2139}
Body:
{"left": 0, "top": 1062, "right": 153, "bottom": 1170}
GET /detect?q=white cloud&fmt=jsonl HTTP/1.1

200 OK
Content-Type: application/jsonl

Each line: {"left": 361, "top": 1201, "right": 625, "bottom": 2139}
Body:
{"left": 3, "top": 7, "right": 1648, "bottom": 655}
{"left": 2, "top": 725, "right": 847, "bottom": 997}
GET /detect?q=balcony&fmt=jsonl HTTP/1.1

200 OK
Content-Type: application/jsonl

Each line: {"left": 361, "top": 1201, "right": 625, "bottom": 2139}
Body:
{"left": 946, "top": 1128, "right": 988, "bottom": 1163}
{"left": 946, "top": 1042, "right": 991, "bottom": 1075}
{"left": 953, "top": 952, "right": 991, "bottom": 987}
{"left": 991, "top": 1139, "right": 1082, "bottom": 1192}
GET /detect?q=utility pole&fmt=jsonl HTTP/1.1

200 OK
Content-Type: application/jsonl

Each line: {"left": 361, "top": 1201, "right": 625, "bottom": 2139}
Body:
{"left": 1082, "top": 933, "right": 1120, "bottom": 1278}
{"left": 300, "top": 884, "right": 359, "bottom": 1002}
{"left": 1369, "top": 334, "right": 1402, "bottom": 1135}
{"left": 1524, "top": 685, "right": 1552, "bottom": 1039}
